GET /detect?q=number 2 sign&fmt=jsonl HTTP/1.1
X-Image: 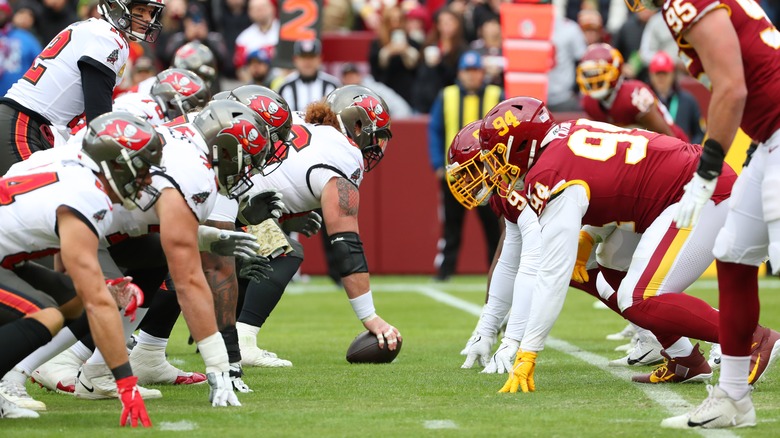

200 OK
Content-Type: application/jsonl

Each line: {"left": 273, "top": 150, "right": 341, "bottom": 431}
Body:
{"left": 276, "top": 0, "right": 323, "bottom": 69}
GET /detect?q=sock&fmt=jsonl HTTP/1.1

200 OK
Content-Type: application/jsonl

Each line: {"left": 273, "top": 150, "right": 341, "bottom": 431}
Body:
{"left": 135, "top": 330, "right": 169, "bottom": 348}
{"left": 236, "top": 321, "right": 260, "bottom": 338}
{"left": 86, "top": 348, "right": 105, "bottom": 365}
{"left": 122, "top": 308, "right": 147, "bottom": 340}
{"left": 3, "top": 368, "right": 27, "bottom": 385}
{"left": 15, "top": 326, "right": 78, "bottom": 374}
{"left": 663, "top": 337, "right": 694, "bottom": 358}
{"left": 137, "top": 289, "right": 181, "bottom": 338}
{"left": 237, "top": 255, "right": 301, "bottom": 327}
{"left": 719, "top": 354, "right": 751, "bottom": 400}
{"left": 66, "top": 312, "right": 91, "bottom": 338}
{"left": 0, "top": 318, "right": 53, "bottom": 376}
{"left": 71, "top": 341, "right": 94, "bottom": 361}
{"left": 221, "top": 325, "right": 241, "bottom": 364}
{"left": 621, "top": 293, "right": 719, "bottom": 342}
{"left": 717, "top": 261, "right": 759, "bottom": 356}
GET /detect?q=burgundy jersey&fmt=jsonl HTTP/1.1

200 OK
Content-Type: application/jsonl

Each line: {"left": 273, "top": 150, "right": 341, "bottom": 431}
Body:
{"left": 662, "top": 0, "right": 780, "bottom": 142}
{"left": 488, "top": 191, "right": 527, "bottom": 224}
{"left": 581, "top": 79, "right": 689, "bottom": 142}
{"left": 523, "top": 120, "right": 736, "bottom": 232}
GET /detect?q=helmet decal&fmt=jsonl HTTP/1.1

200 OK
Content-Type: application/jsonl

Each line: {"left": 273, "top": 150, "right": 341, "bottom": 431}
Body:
{"left": 218, "top": 119, "right": 266, "bottom": 156}
{"left": 159, "top": 71, "right": 200, "bottom": 97}
{"left": 95, "top": 119, "right": 153, "bottom": 151}
{"left": 247, "top": 94, "right": 289, "bottom": 128}
{"left": 351, "top": 95, "right": 389, "bottom": 129}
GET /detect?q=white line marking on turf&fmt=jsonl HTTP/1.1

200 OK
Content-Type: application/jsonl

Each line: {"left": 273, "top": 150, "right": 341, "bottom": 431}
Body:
{"left": 415, "top": 285, "right": 738, "bottom": 438}
{"left": 423, "top": 420, "right": 458, "bottom": 429}
{"left": 158, "top": 420, "right": 198, "bottom": 431}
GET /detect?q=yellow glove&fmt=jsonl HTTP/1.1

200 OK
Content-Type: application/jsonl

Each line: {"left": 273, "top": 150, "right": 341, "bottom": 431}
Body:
{"left": 499, "top": 350, "right": 537, "bottom": 393}
{"left": 571, "top": 231, "right": 595, "bottom": 283}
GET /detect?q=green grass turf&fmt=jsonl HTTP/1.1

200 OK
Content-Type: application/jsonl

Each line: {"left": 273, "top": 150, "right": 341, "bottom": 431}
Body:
{"left": 4, "top": 275, "right": 780, "bottom": 437}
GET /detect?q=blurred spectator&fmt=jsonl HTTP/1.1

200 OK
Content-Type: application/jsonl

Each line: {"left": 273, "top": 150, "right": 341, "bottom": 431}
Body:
{"left": 0, "top": 0, "right": 41, "bottom": 96}
{"left": 234, "top": 0, "right": 278, "bottom": 71}
{"left": 77, "top": 0, "right": 101, "bottom": 19}
{"left": 242, "top": 49, "right": 273, "bottom": 87}
{"left": 648, "top": 51, "right": 704, "bottom": 144}
{"left": 471, "top": 0, "right": 501, "bottom": 36}
{"left": 12, "top": 0, "right": 40, "bottom": 35}
{"left": 405, "top": 5, "right": 430, "bottom": 45}
{"left": 639, "top": 12, "right": 680, "bottom": 69}
{"left": 340, "top": 62, "right": 412, "bottom": 118}
{"left": 577, "top": 8, "right": 607, "bottom": 45}
{"left": 276, "top": 39, "right": 340, "bottom": 111}
{"left": 547, "top": 13, "right": 587, "bottom": 112}
{"left": 218, "top": 0, "right": 251, "bottom": 71}
{"left": 37, "top": 0, "right": 78, "bottom": 46}
{"left": 368, "top": 6, "right": 421, "bottom": 109}
{"left": 612, "top": 8, "right": 653, "bottom": 80}
{"left": 428, "top": 51, "right": 502, "bottom": 281}
{"left": 469, "top": 17, "right": 503, "bottom": 87}
{"left": 412, "top": 7, "right": 466, "bottom": 113}
{"left": 322, "top": 0, "right": 354, "bottom": 31}
{"left": 164, "top": 1, "right": 230, "bottom": 83}
{"left": 131, "top": 55, "right": 157, "bottom": 86}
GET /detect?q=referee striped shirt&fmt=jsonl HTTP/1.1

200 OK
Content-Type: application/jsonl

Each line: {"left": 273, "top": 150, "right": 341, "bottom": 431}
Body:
{"left": 277, "top": 71, "right": 341, "bottom": 112}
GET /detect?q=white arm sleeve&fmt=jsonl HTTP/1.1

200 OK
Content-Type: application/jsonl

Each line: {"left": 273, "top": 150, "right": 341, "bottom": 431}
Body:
{"left": 519, "top": 186, "right": 589, "bottom": 352}
{"left": 505, "top": 206, "right": 543, "bottom": 341}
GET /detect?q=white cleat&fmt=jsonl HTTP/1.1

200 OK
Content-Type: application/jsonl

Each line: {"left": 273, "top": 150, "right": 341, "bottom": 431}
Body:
{"left": 606, "top": 323, "right": 636, "bottom": 341}
{"left": 609, "top": 333, "right": 664, "bottom": 367}
{"left": 661, "top": 385, "right": 756, "bottom": 429}
{"left": 130, "top": 343, "right": 207, "bottom": 386}
{"left": 0, "top": 379, "right": 46, "bottom": 411}
{"left": 75, "top": 363, "right": 162, "bottom": 400}
{"left": 30, "top": 348, "right": 82, "bottom": 394}
{"left": 708, "top": 343, "right": 722, "bottom": 371}
{"left": 239, "top": 335, "right": 292, "bottom": 368}
{"left": 0, "top": 391, "right": 38, "bottom": 419}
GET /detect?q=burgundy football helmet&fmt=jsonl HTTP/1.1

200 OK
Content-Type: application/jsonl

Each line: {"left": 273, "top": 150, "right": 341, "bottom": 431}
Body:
{"left": 446, "top": 120, "right": 493, "bottom": 209}
{"left": 479, "top": 97, "right": 555, "bottom": 198}
{"left": 576, "top": 43, "right": 624, "bottom": 100}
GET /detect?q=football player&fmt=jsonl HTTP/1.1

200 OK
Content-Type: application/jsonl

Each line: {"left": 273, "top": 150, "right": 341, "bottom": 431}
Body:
{"left": 0, "top": 0, "right": 165, "bottom": 175}
{"left": 576, "top": 43, "right": 689, "bottom": 142}
{"left": 172, "top": 42, "right": 218, "bottom": 91}
{"left": 625, "top": 0, "right": 780, "bottom": 429}
{"left": 0, "top": 112, "right": 162, "bottom": 425}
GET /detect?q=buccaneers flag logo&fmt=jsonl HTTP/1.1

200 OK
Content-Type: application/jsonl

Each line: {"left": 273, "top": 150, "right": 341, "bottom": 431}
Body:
{"left": 217, "top": 119, "right": 266, "bottom": 155}
{"left": 246, "top": 95, "right": 290, "bottom": 129}
{"left": 159, "top": 71, "right": 200, "bottom": 97}
{"left": 95, "top": 119, "right": 152, "bottom": 151}
{"left": 351, "top": 95, "right": 389, "bottom": 129}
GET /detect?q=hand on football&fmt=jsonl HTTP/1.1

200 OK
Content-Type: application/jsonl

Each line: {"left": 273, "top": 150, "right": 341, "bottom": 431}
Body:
{"left": 460, "top": 334, "right": 494, "bottom": 369}
{"left": 207, "top": 371, "right": 242, "bottom": 407}
{"left": 237, "top": 190, "right": 284, "bottom": 225}
{"left": 674, "top": 173, "right": 717, "bottom": 229}
{"left": 482, "top": 337, "right": 520, "bottom": 374}
{"left": 280, "top": 211, "right": 323, "bottom": 237}
{"left": 499, "top": 350, "right": 537, "bottom": 393}
{"left": 117, "top": 376, "right": 151, "bottom": 427}
{"left": 363, "top": 315, "right": 402, "bottom": 351}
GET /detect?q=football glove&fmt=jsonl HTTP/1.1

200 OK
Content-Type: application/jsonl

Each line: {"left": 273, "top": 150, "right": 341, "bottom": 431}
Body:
{"left": 207, "top": 371, "right": 242, "bottom": 407}
{"left": 280, "top": 211, "right": 323, "bottom": 237}
{"left": 674, "top": 173, "right": 717, "bottom": 229}
{"left": 237, "top": 255, "right": 273, "bottom": 283}
{"left": 197, "top": 226, "right": 261, "bottom": 259}
{"left": 460, "top": 334, "right": 495, "bottom": 369}
{"left": 237, "top": 190, "right": 284, "bottom": 225}
{"left": 482, "top": 337, "right": 520, "bottom": 374}
{"left": 499, "top": 350, "right": 537, "bottom": 393}
{"left": 117, "top": 376, "right": 152, "bottom": 427}
{"left": 106, "top": 277, "right": 144, "bottom": 322}
{"left": 572, "top": 231, "right": 594, "bottom": 283}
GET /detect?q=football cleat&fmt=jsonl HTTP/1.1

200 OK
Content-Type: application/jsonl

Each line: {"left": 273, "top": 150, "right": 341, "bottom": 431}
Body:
{"left": 130, "top": 343, "right": 207, "bottom": 385}
{"left": 708, "top": 343, "right": 722, "bottom": 371}
{"left": 239, "top": 335, "right": 292, "bottom": 368}
{"left": 30, "top": 348, "right": 82, "bottom": 394}
{"left": 0, "top": 390, "right": 38, "bottom": 419}
{"left": 660, "top": 385, "right": 756, "bottom": 429}
{"left": 606, "top": 323, "right": 636, "bottom": 341}
{"left": 0, "top": 378, "right": 46, "bottom": 411}
{"left": 632, "top": 343, "right": 712, "bottom": 384}
{"left": 74, "top": 363, "right": 162, "bottom": 400}
{"left": 229, "top": 363, "right": 253, "bottom": 393}
{"left": 609, "top": 332, "right": 664, "bottom": 367}
{"left": 747, "top": 326, "right": 780, "bottom": 385}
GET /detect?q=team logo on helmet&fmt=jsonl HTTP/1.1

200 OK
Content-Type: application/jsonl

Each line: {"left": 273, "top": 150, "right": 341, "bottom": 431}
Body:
{"left": 175, "top": 44, "right": 197, "bottom": 60}
{"left": 159, "top": 71, "right": 200, "bottom": 97}
{"left": 95, "top": 119, "right": 153, "bottom": 151}
{"left": 217, "top": 119, "right": 266, "bottom": 155}
{"left": 352, "top": 95, "right": 388, "bottom": 128}
{"left": 247, "top": 95, "right": 289, "bottom": 128}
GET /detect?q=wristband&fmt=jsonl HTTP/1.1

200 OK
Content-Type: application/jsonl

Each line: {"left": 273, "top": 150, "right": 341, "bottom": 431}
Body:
{"left": 696, "top": 139, "right": 725, "bottom": 180}
{"left": 110, "top": 362, "right": 133, "bottom": 381}
{"left": 197, "top": 332, "right": 230, "bottom": 375}
{"left": 349, "top": 291, "right": 376, "bottom": 322}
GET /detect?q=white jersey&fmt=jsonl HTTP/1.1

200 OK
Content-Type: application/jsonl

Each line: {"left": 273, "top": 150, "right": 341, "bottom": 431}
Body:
{"left": 102, "top": 122, "right": 219, "bottom": 244}
{"left": 246, "top": 121, "right": 363, "bottom": 214}
{"left": 1, "top": 147, "right": 113, "bottom": 268}
{"left": 6, "top": 18, "right": 128, "bottom": 127}
{"left": 113, "top": 92, "right": 165, "bottom": 126}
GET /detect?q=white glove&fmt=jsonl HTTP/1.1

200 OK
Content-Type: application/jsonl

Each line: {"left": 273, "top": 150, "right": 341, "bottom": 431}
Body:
{"left": 460, "top": 334, "right": 495, "bottom": 369}
{"left": 237, "top": 190, "right": 285, "bottom": 225}
{"left": 280, "top": 211, "right": 323, "bottom": 237}
{"left": 206, "top": 371, "right": 241, "bottom": 407}
{"left": 197, "top": 225, "right": 260, "bottom": 259}
{"left": 482, "top": 337, "right": 520, "bottom": 374}
{"left": 674, "top": 173, "right": 718, "bottom": 229}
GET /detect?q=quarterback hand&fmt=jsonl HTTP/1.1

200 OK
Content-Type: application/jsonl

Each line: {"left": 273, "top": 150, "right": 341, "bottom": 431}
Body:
{"left": 281, "top": 211, "right": 323, "bottom": 237}
{"left": 207, "top": 371, "right": 242, "bottom": 407}
{"left": 572, "top": 231, "right": 594, "bottom": 283}
{"left": 460, "top": 334, "right": 495, "bottom": 369}
{"left": 238, "top": 255, "right": 273, "bottom": 282}
{"left": 674, "top": 173, "right": 717, "bottom": 229}
{"left": 482, "top": 338, "right": 520, "bottom": 374}
{"left": 117, "top": 376, "right": 152, "bottom": 428}
{"left": 499, "top": 350, "right": 537, "bottom": 393}
{"left": 237, "top": 190, "right": 284, "bottom": 225}
{"left": 106, "top": 277, "right": 144, "bottom": 322}
{"left": 363, "top": 315, "right": 402, "bottom": 351}
{"left": 198, "top": 226, "right": 261, "bottom": 259}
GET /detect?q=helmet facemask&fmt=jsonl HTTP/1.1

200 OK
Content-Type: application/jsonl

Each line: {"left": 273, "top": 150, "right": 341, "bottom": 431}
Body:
{"left": 101, "top": 150, "right": 163, "bottom": 211}
{"left": 99, "top": 0, "right": 165, "bottom": 43}
{"left": 446, "top": 153, "right": 494, "bottom": 209}
{"left": 623, "top": 0, "right": 659, "bottom": 12}
{"left": 577, "top": 61, "right": 619, "bottom": 100}
{"left": 481, "top": 138, "right": 528, "bottom": 199}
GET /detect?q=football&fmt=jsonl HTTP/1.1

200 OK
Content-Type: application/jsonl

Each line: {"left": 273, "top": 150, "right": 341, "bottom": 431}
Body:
{"left": 346, "top": 330, "right": 402, "bottom": 364}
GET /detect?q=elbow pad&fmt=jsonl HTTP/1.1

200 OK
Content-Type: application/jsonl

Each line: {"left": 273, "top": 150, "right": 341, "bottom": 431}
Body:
{"left": 329, "top": 232, "right": 369, "bottom": 277}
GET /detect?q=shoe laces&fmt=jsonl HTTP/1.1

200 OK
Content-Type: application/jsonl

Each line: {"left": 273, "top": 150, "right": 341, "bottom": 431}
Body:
{"left": 690, "top": 385, "right": 723, "bottom": 416}
{"left": 0, "top": 380, "right": 30, "bottom": 398}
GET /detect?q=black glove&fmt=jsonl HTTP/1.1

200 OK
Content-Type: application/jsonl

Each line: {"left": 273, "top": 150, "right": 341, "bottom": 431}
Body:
{"left": 280, "top": 211, "right": 323, "bottom": 237}
{"left": 238, "top": 255, "right": 274, "bottom": 283}
{"left": 237, "top": 190, "right": 284, "bottom": 225}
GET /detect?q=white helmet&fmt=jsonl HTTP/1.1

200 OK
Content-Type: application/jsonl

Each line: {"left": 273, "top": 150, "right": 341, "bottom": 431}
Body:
{"left": 98, "top": 0, "right": 165, "bottom": 43}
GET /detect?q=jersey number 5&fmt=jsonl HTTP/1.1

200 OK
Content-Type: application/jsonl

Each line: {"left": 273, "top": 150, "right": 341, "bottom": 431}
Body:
{"left": 0, "top": 173, "right": 59, "bottom": 206}
{"left": 23, "top": 29, "right": 73, "bottom": 86}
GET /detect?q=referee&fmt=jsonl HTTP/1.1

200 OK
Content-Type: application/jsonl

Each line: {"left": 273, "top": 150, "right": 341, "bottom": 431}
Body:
{"left": 276, "top": 39, "right": 340, "bottom": 111}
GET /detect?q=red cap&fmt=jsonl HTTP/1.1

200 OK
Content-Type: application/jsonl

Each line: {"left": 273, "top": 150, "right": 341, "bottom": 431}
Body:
{"left": 649, "top": 51, "right": 675, "bottom": 73}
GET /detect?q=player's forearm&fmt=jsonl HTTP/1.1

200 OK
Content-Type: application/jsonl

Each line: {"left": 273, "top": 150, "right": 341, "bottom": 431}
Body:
{"left": 480, "top": 222, "right": 521, "bottom": 338}
{"left": 705, "top": 86, "right": 745, "bottom": 155}
{"left": 201, "top": 251, "right": 238, "bottom": 330}
{"left": 169, "top": 258, "right": 219, "bottom": 341}
{"left": 342, "top": 272, "right": 371, "bottom": 300}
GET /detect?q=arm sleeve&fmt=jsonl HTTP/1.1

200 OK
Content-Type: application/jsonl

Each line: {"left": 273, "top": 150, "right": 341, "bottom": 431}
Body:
{"left": 427, "top": 93, "right": 445, "bottom": 171}
{"left": 78, "top": 59, "right": 116, "bottom": 123}
{"left": 519, "top": 185, "right": 589, "bottom": 352}
{"left": 504, "top": 207, "right": 543, "bottom": 341}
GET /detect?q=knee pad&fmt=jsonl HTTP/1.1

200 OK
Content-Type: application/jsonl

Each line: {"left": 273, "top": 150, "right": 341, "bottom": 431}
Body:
{"left": 713, "top": 227, "right": 766, "bottom": 266}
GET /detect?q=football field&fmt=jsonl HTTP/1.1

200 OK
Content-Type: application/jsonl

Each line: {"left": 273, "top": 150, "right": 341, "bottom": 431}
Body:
{"left": 5, "top": 275, "right": 780, "bottom": 437}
